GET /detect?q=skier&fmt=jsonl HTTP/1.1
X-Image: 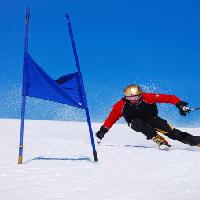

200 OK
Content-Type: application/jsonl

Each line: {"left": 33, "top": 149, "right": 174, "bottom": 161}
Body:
{"left": 95, "top": 84, "right": 200, "bottom": 148}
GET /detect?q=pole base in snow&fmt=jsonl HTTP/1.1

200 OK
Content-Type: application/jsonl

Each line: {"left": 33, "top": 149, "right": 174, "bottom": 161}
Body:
{"left": 18, "top": 156, "right": 23, "bottom": 164}
{"left": 93, "top": 150, "right": 98, "bottom": 162}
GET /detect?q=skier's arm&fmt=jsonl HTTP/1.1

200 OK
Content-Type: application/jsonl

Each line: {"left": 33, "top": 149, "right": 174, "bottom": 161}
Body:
{"left": 143, "top": 93, "right": 190, "bottom": 116}
{"left": 103, "top": 100, "right": 124, "bottom": 129}
{"left": 96, "top": 100, "right": 124, "bottom": 140}
{"left": 142, "top": 93, "right": 181, "bottom": 104}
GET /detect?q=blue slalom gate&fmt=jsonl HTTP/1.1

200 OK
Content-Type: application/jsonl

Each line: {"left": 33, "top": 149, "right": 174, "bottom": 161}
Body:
{"left": 18, "top": 7, "right": 98, "bottom": 164}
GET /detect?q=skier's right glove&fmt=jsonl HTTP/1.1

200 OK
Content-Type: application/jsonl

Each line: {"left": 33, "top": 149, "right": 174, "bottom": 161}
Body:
{"left": 95, "top": 126, "right": 109, "bottom": 140}
{"left": 176, "top": 101, "right": 190, "bottom": 116}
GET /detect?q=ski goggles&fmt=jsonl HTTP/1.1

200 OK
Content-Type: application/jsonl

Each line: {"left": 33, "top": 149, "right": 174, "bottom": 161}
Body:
{"left": 125, "top": 94, "right": 142, "bottom": 101}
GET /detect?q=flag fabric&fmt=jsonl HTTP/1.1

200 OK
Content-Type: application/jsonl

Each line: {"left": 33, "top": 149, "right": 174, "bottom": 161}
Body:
{"left": 22, "top": 54, "right": 85, "bottom": 109}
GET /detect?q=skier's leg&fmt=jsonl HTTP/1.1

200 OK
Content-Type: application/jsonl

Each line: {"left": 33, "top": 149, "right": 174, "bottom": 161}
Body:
{"left": 167, "top": 128, "right": 200, "bottom": 146}
{"left": 147, "top": 117, "right": 173, "bottom": 134}
{"left": 129, "top": 118, "right": 157, "bottom": 140}
{"left": 129, "top": 118, "right": 169, "bottom": 146}
{"left": 148, "top": 117, "right": 200, "bottom": 146}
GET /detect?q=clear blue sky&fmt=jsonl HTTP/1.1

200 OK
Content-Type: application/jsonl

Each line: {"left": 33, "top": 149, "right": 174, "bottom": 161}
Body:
{"left": 0, "top": 0, "right": 200, "bottom": 126}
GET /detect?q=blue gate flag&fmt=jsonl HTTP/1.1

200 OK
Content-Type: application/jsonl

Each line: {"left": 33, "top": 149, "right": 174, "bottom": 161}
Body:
{"left": 23, "top": 53, "right": 85, "bottom": 109}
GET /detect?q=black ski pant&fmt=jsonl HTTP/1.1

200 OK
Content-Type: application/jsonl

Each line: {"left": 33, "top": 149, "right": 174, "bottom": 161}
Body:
{"left": 129, "top": 116, "right": 200, "bottom": 146}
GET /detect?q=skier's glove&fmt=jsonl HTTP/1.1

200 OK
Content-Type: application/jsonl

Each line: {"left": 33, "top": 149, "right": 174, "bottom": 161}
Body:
{"left": 176, "top": 101, "right": 190, "bottom": 116}
{"left": 95, "top": 126, "right": 109, "bottom": 140}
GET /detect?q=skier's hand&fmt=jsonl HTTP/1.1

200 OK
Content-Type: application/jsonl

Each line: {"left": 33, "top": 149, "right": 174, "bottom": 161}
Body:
{"left": 176, "top": 101, "right": 190, "bottom": 116}
{"left": 95, "top": 126, "right": 109, "bottom": 140}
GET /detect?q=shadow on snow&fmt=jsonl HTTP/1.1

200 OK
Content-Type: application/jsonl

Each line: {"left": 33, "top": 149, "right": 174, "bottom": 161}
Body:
{"left": 24, "top": 156, "right": 92, "bottom": 164}
{"left": 101, "top": 144, "right": 200, "bottom": 152}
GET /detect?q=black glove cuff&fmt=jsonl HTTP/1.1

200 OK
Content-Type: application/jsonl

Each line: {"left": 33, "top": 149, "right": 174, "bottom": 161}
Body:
{"left": 100, "top": 126, "right": 109, "bottom": 134}
{"left": 176, "top": 101, "right": 188, "bottom": 108}
{"left": 96, "top": 126, "right": 109, "bottom": 140}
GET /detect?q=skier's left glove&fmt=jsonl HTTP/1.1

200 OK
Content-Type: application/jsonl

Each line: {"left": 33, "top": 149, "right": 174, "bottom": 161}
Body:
{"left": 95, "top": 126, "right": 109, "bottom": 140}
{"left": 176, "top": 101, "right": 190, "bottom": 116}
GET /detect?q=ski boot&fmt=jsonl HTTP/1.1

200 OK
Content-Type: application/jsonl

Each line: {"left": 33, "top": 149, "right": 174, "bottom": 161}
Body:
{"left": 152, "top": 134, "right": 171, "bottom": 150}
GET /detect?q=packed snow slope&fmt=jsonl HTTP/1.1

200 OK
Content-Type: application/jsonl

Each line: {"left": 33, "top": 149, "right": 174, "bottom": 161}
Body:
{"left": 1, "top": 119, "right": 200, "bottom": 200}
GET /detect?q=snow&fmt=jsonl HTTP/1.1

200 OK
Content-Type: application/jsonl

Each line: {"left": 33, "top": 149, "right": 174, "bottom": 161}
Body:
{"left": 1, "top": 119, "right": 200, "bottom": 200}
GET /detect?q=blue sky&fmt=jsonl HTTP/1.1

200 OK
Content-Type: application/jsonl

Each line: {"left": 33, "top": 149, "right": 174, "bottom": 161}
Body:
{"left": 0, "top": 0, "right": 200, "bottom": 126}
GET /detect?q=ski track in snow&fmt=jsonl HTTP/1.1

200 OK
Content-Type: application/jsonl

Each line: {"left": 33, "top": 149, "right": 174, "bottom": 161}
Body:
{"left": 1, "top": 119, "right": 200, "bottom": 200}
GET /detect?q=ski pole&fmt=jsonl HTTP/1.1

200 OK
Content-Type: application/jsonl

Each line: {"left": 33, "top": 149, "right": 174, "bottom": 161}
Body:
{"left": 189, "top": 107, "right": 200, "bottom": 111}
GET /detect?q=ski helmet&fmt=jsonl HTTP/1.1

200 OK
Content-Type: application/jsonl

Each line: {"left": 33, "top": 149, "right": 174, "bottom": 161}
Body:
{"left": 123, "top": 84, "right": 142, "bottom": 104}
{"left": 124, "top": 84, "right": 142, "bottom": 97}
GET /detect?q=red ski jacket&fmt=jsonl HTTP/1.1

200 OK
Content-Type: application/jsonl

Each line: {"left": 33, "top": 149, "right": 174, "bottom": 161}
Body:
{"left": 103, "top": 93, "right": 181, "bottom": 129}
